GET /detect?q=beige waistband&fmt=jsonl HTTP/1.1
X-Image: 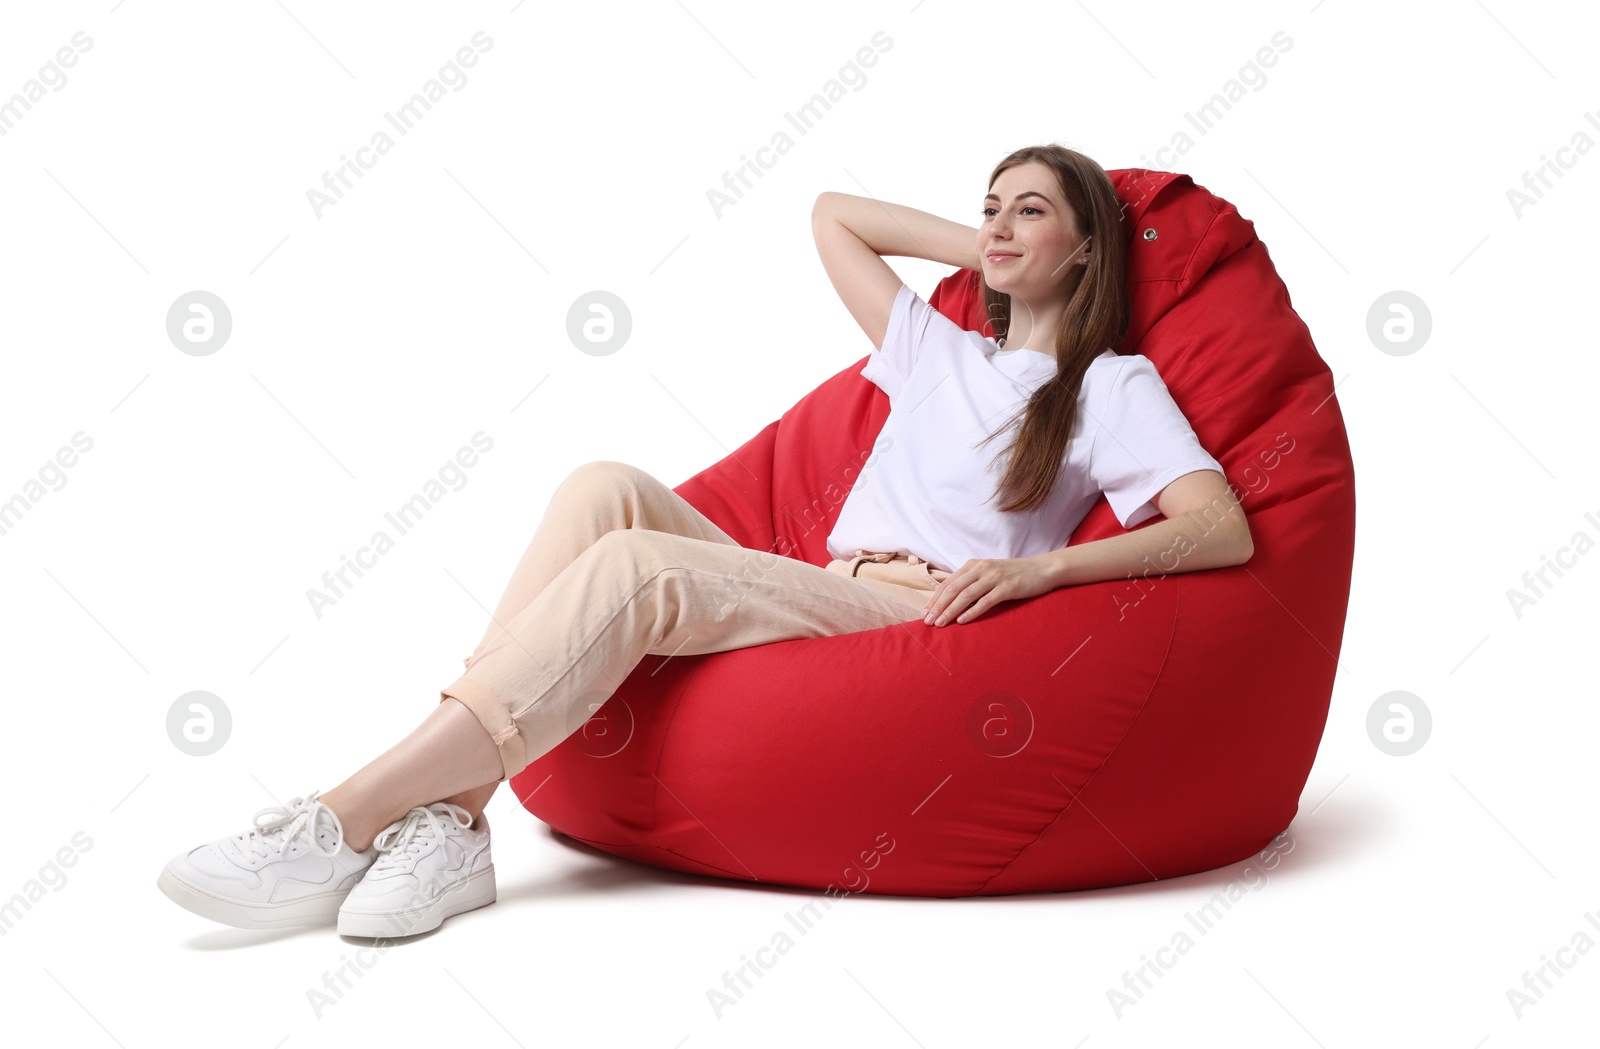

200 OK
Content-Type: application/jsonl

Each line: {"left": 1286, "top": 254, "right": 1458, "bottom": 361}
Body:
{"left": 825, "top": 549, "right": 950, "bottom": 590}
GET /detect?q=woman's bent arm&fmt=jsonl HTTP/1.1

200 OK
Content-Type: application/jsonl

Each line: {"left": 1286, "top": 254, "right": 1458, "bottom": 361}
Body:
{"left": 812, "top": 191, "right": 981, "bottom": 348}
{"left": 1037, "top": 470, "right": 1253, "bottom": 591}
{"left": 814, "top": 191, "right": 981, "bottom": 270}
{"left": 923, "top": 474, "right": 1252, "bottom": 627}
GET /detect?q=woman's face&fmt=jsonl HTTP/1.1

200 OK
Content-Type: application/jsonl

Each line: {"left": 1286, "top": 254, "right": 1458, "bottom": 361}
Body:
{"left": 977, "top": 160, "right": 1090, "bottom": 303}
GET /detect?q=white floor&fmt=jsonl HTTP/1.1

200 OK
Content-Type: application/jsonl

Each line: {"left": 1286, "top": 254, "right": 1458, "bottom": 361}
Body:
{"left": 9, "top": 738, "right": 1592, "bottom": 1047}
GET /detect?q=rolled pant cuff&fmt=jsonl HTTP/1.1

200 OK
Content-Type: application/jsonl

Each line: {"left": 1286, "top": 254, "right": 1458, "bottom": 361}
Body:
{"left": 439, "top": 677, "right": 527, "bottom": 784}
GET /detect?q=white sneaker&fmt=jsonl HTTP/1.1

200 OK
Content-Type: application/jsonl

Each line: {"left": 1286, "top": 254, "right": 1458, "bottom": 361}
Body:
{"left": 337, "top": 802, "right": 495, "bottom": 939}
{"left": 157, "top": 791, "right": 376, "bottom": 929}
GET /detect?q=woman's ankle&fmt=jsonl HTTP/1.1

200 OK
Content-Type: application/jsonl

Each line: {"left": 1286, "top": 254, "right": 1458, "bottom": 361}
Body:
{"left": 441, "top": 781, "right": 500, "bottom": 822}
{"left": 319, "top": 786, "right": 386, "bottom": 854}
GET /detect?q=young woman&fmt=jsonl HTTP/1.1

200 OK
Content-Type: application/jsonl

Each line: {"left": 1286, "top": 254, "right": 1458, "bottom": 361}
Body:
{"left": 158, "top": 143, "right": 1251, "bottom": 938}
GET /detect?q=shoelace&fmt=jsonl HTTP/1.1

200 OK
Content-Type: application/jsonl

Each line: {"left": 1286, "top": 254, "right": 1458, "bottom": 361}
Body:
{"left": 234, "top": 792, "right": 345, "bottom": 861}
{"left": 370, "top": 803, "right": 473, "bottom": 866}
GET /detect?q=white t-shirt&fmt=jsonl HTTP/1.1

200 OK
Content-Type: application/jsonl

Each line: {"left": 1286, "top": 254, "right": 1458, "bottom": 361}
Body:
{"left": 824, "top": 282, "right": 1225, "bottom": 573}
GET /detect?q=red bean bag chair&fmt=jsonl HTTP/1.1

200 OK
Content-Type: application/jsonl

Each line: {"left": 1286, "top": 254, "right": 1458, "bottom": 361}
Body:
{"left": 509, "top": 169, "right": 1356, "bottom": 896}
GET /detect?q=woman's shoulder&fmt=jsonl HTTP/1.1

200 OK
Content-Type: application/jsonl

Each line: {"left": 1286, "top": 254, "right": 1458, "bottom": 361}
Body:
{"left": 1085, "top": 348, "right": 1137, "bottom": 375}
{"left": 1091, "top": 350, "right": 1170, "bottom": 380}
{"left": 1080, "top": 351, "right": 1164, "bottom": 408}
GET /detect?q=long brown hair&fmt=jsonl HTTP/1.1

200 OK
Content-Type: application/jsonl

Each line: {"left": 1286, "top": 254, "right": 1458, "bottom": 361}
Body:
{"left": 974, "top": 145, "right": 1130, "bottom": 514}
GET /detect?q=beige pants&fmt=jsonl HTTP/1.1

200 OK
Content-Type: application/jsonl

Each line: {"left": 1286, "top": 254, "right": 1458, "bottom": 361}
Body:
{"left": 441, "top": 460, "right": 952, "bottom": 782}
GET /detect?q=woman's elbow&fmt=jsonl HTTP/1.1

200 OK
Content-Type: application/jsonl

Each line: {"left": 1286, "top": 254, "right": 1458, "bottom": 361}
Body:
{"left": 1231, "top": 522, "right": 1255, "bottom": 566}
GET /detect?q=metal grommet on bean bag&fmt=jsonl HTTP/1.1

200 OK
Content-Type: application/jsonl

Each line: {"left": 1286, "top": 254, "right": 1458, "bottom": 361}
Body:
{"left": 509, "top": 169, "right": 1356, "bottom": 897}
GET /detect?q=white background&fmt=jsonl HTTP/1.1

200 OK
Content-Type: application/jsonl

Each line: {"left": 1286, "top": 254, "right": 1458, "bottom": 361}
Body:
{"left": 1, "top": 0, "right": 1596, "bottom": 1045}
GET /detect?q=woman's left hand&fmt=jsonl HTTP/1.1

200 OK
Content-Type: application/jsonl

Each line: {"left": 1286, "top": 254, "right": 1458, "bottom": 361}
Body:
{"left": 921, "top": 557, "right": 1055, "bottom": 626}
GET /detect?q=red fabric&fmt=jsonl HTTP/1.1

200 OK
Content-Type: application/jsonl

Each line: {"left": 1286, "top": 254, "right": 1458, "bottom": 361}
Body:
{"left": 508, "top": 169, "right": 1356, "bottom": 896}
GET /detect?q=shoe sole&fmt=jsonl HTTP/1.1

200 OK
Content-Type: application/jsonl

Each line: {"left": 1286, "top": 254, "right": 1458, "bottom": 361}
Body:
{"left": 157, "top": 865, "right": 349, "bottom": 930}
{"left": 336, "top": 865, "right": 497, "bottom": 939}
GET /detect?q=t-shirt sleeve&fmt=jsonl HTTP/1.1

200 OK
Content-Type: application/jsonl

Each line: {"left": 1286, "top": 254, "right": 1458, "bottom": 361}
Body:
{"left": 1089, "top": 356, "right": 1226, "bottom": 529}
{"left": 860, "top": 282, "right": 949, "bottom": 402}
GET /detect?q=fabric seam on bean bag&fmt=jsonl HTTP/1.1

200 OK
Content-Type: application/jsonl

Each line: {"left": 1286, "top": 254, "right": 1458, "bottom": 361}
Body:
{"left": 971, "top": 573, "right": 1184, "bottom": 896}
